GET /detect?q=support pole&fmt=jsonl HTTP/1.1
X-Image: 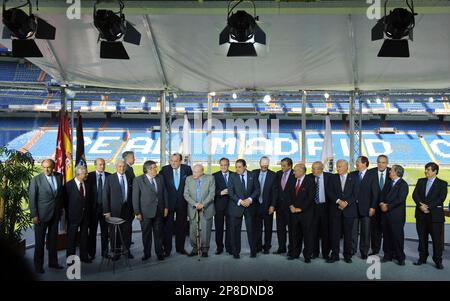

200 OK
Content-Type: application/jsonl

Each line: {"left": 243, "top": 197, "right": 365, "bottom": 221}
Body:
{"left": 207, "top": 93, "right": 212, "bottom": 173}
{"left": 160, "top": 91, "right": 166, "bottom": 167}
{"left": 301, "top": 91, "right": 307, "bottom": 163}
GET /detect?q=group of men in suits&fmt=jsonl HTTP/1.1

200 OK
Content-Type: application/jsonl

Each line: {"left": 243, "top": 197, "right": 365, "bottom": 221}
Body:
{"left": 29, "top": 151, "right": 448, "bottom": 274}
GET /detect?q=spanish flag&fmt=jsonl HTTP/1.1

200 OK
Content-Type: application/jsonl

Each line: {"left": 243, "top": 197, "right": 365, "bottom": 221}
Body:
{"left": 63, "top": 111, "right": 74, "bottom": 182}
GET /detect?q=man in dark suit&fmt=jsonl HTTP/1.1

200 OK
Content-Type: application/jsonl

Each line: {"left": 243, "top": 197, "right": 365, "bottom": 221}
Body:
{"left": 308, "top": 161, "right": 332, "bottom": 260}
{"left": 159, "top": 153, "right": 192, "bottom": 256}
{"left": 412, "top": 162, "right": 448, "bottom": 270}
{"left": 274, "top": 157, "right": 296, "bottom": 256}
{"left": 29, "top": 159, "right": 64, "bottom": 273}
{"left": 227, "top": 159, "right": 261, "bottom": 259}
{"left": 86, "top": 158, "right": 110, "bottom": 259}
{"left": 103, "top": 159, "right": 135, "bottom": 260}
{"left": 133, "top": 160, "right": 168, "bottom": 261}
{"left": 379, "top": 164, "right": 409, "bottom": 266}
{"left": 253, "top": 156, "right": 277, "bottom": 254}
{"left": 212, "top": 157, "right": 233, "bottom": 255}
{"left": 65, "top": 166, "right": 91, "bottom": 263}
{"left": 287, "top": 163, "right": 315, "bottom": 262}
{"left": 350, "top": 156, "right": 378, "bottom": 259}
{"left": 367, "top": 154, "right": 391, "bottom": 256}
{"left": 122, "top": 151, "right": 135, "bottom": 246}
{"left": 326, "top": 159, "right": 358, "bottom": 263}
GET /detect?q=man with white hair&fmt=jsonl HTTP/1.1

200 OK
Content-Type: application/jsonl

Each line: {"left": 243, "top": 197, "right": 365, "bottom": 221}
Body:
{"left": 65, "top": 165, "right": 91, "bottom": 263}
{"left": 326, "top": 159, "right": 358, "bottom": 263}
{"left": 103, "top": 159, "right": 135, "bottom": 260}
{"left": 184, "top": 164, "right": 215, "bottom": 257}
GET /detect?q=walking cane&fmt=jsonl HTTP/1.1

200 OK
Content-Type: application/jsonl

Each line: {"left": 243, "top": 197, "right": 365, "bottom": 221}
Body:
{"left": 196, "top": 208, "right": 201, "bottom": 261}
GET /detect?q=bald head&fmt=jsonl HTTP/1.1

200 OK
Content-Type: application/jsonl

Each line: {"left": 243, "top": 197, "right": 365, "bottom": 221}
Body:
{"left": 192, "top": 164, "right": 204, "bottom": 180}
{"left": 311, "top": 161, "right": 324, "bottom": 176}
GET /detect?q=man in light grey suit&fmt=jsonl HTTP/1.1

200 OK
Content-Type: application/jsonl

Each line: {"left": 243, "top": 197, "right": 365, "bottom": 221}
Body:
{"left": 133, "top": 160, "right": 169, "bottom": 261}
{"left": 184, "top": 164, "right": 216, "bottom": 257}
{"left": 29, "top": 159, "right": 64, "bottom": 274}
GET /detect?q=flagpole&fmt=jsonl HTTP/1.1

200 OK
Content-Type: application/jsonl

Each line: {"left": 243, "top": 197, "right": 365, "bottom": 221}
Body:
{"left": 301, "top": 90, "right": 307, "bottom": 163}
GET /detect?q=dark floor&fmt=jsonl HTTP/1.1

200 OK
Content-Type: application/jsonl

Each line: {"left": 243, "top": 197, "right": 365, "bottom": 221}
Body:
{"left": 25, "top": 224, "right": 450, "bottom": 281}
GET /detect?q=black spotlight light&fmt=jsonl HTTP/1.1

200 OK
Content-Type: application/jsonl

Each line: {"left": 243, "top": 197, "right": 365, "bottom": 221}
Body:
{"left": 94, "top": 0, "right": 141, "bottom": 59}
{"left": 2, "top": 0, "right": 56, "bottom": 57}
{"left": 371, "top": 0, "right": 417, "bottom": 58}
{"left": 219, "top": 0, "right": 266, "bottom": 57}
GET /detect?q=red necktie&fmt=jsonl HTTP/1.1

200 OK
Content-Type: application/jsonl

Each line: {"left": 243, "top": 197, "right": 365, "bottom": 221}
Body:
{"left": 295, "top": 179, "right": 301, "bottom": 195}
{"left": 79, "top": 182, "right": 85, "bottom": 200}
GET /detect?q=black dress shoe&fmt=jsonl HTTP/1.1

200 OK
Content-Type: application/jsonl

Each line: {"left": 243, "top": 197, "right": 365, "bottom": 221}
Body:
{"left": 263, "top": 249, "right": 270, "bottom": 254}
{"left": 413, "top": 260, "right": 426, "bottom": 266}
{"left": 49, "top": 264, "right": 64, "bottom": 270}
{"left": 344, "top": 258, "right": 353, "bottom": 264}
{"left": 215, "top": 249, "right": 223, "bottom": 255}
{"left": 273, "top": 249, "right": 286, "bottom": 254}
{"left": 250, "top": 253, "right": 257, "bottom": 258}
{"left": 287, "top": 256, "right": 298, "bottom": 260}
{"left": 127, "top": 253, "right": 134, "bottom": 259}
{"left": 381, "top": 257, "right": 392, "bottom": 263}
{"left": 177, "top": 249, "right": 188, "bottom": 255}
{"left": 435, "top": 262, "right": 444, "bottom": 270}
{"left": 396, "top": 260, "right": 405, "bottom": 266}
{"left": 35, "top": 267, "right": 44, "bottom": 274}
{"left": 233, "top": 254, "right": 240, "bottom": 259}
{"left": 142, "top": 255, "right": 151, "bottom": 261}
{"left": 157, "top": 255, "right": 165, "bottom": 261}
{"left": 305, "top": 258, "right": 311, "bottom": 263}
{"left": 202, "top": 252, "right": 208, "bottom": 258}
{"left": 326, "top": 257, "right": 339, "bottom": 263}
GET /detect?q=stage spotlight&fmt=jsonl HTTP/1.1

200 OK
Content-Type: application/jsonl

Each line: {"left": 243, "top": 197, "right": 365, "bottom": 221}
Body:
{"left": 219, "top": 0, "right": 266, "bottom": 57}
{"left": 2, "top": 0, "right": 56, "bottom": 57}
{"left": 232, "top": 93, "right": 237, "bottom": 99}
{"left": 94, "top": 0, "right": 141, "bottom": 59}
{"left": 371, "top": 0, "right": 417, "bottom": 57}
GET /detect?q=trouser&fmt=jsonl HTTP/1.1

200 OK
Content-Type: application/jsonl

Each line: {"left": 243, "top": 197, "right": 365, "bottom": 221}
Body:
{"left": 34, "top": 214, "right": 59, "bottom": 270}
{"left": 351, "top": 215, "right": 371, "bottom": 256}
{"left": 381, "top": 216, "right": 405, "bottom": 261}
{"left": 189, "top": 211, "right": 213, "bottom": 253}
{"left": 416, "top": 215, "right": 444, "bottom": 264}
{"left": 330, "top": 214, "right": 354, "bottom": 260}
{"left": 141, "top": 215, "right": 164, "bottom": 257}
{"left": 370, "top": 210, "right": 383, "bottom": 253}
{"left": 88, "top": 206, "right": 109, "bottom": 257}
{"left": 230, "top": 210, "right": 256, "bottom": 256}
{"left": 311, "top": 203, "right": 330, "bottom": 258}
{"left": 163, "top": 208, "right": 187, "bottom": 254}
{"left": 67, "top": 213, "right": 89, "bottom": 260}
{"left": 275, "top": 206, "right": 293, "bottom": 253}
{"left": 214, "top": 209, "right": 232, "bottom": 252}
{"left": 255, "top": 207, "right": 274, "bottom": 251}
{"left": 291, "top": 214, "right": 313, "bottom": 259}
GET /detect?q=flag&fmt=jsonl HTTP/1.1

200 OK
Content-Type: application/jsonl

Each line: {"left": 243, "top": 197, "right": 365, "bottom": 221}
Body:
{"left": 54, "top": 110, "right": 66, "bottom": 180}
{"left": 321, "top": 114, "right": 334, "bottom": 173}
{"left": 63, "top": 111, "right": 74, "bottom": 182}
{"left": 182, "top": 113, "right": 191, "bottom": 165}
{"left": 75, "top": 111, "right": 86, "bottom": 167}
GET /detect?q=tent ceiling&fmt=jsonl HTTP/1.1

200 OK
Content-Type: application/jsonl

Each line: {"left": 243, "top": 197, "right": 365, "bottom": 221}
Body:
{"left": 0, "top": 1, "right": 449, "bottom": 92}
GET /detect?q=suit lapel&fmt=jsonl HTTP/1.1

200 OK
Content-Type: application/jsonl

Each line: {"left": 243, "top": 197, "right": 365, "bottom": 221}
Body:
{"left": 425, "top": 178, "right": 436, "bottom": 200}
{"left": 41, "top": 174, "right": 55, "bottom": 196}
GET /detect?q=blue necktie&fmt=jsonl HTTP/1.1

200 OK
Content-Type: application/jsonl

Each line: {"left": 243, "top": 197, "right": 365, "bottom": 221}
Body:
{"left": 425, "top": 180, "right": 433, "bottom": 197}
{"left": 259, "top": 173, "right": 266, "bottom": 204}
{"left": 223, "top": 173, "right": 228, "bottom": 185}
{"left": 379, "top": 172, "right": 385, "bottom": 190}
{"left": 241, "top": 174, "right": 246, "bottom": 190}
{"left": 97, "top": 173, "right": 103, "bottom": 204}
{"left": 174, "top": 169, "right": 180, "bottom": 190}
{"left": 359, "top": 172, "right": 363, "bottom": 181}
{"left": 315, "top": 176, "right": 320, "bottom": 204}
{"left": 120, "top": 175, "right": 126, "bottom": 203}
{"left": 196, "top": 179, "right": 201, "bottom": 202}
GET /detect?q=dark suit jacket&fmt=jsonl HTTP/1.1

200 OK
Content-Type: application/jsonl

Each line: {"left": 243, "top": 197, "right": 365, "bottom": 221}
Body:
{"left": 86, "top": 171, "right": 111, "bottom": 213}
{"left": 367, "top": 167, "right": 391, "bottom": 208}
{"left": 287, "top": 175, "right": 315, "bottom": 221}
{"left": 351, "top": 169, "right": 379, "bottom": 216}
{"left": 28, "top": 172, "right": 64, "bottom": 223}
{"left": 306, "top": 171, "right": 333, "bottom": 206}
{"left": 326, "top": 173, "right": 358, "bottom": 218}
{"left": 102, "top": 172, "right": 133, "bottom": 218}
{"left": 381, "top": 178, "right": 408, "bottom": 223}
{"left": 132, "top": 174, "right": 168, "bottom": 219}
{"left": 274, "top": 169, "right": 296, "bottom": 210}
{"left": 125, "top": 164, "right": 136, "bottom": 181}
{"left": 64, "top": 179, "right": 88, "bottom": 225}
{"left": 227, "top": 170, "right": 261, "bottom": 218}
{"left": 159, "top": 164, "right": 193, "bottom": 211}
{"left": 213, "top": 171, "right": 235, "bottom": 212}
{"left": 252, "top": 169, "right": 277, "bottom": 211}
{"left": 413, "top": 177, "right": 448, "bottom": 223}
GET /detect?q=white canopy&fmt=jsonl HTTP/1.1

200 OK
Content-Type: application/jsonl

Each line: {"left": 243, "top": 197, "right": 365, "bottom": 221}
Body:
{"left": 1, "top": 0, "right": 449, "bottom": 92}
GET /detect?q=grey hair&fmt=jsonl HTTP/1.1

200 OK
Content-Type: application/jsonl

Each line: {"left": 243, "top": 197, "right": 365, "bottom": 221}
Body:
{"left": 391, "top": 165, "right": 404, "bottom": 178}
{"left": 75, "top": 165, "right": 87, "bottom": 176}
{"left": 260, "top": 156, "right": 270, "bottom": 165}
{"left": 336, "top": 159, "right": 349, "bottom": 167}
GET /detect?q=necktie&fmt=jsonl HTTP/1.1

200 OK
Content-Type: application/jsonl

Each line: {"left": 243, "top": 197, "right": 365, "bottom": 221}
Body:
{"left": 224, "top": 173, "right": 228, "bottom": 185}
{"left": 359, "top": 172, "right": 363, "bottom": 181}
{"left": 379, "top": 172, "right": 384, "bottom": 190}
{"left": 341, "top": 175, "right": 345, "bottom": 191}
{"left": 97, "top": 173, "right": 103, "bottom": 204}
{"left": 259, "top": 172, "right": 266, "bottom": 204}
{"left": 281, "top": 172, "right": 288, "bottom": 191}
{"left": 295, "top": 178, "right": 301, "bottom": 195}
{"left": 315, "top": 176, "right": 320, "bottom": 204}
{"left": 150, "top": 177, "right": 157, "bottom": 192}
{"left": 425, "top": 180, "right": 433, "bottom": 197}
{"left": 241, "top": 174, "right": 246, "bottom": 190}
{"left": 49, "top": 176, "right": 56, "bottom": 193}
{"left": 174, "top": 169, "right": 180, "bottom": 190}
{"left": 79, "top": 182, "right": 85, "bottom": 199}
{"left": 391, "top": 180, "right": 396, "bottom": 188}
{"left": 196, "top": 179, "right": 201, "bottom": 202}
{"left": 120, "top": 175, "right": 126, "bottom": 203}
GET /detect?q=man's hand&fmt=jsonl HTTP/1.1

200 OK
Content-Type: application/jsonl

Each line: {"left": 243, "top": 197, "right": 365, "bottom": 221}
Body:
{"left": 338, "top": 200, "right": 347, "bottom": 210}
{"left": 241, "top": 199, "right": 249, "bottom": 208}
{"left": 136, "top": 214, "right": 143, "bottom": 222}
{"left": 369, "top": 208, "right": 376, "bottom": 217}
{"left": 32, "top": 216, "right": 40, "bottom": 225}
{"left": 380, "top": 203, "right": 389, "bottom": 213}
{"left": 221, "top": 189, "right": 229, "bottom": 196}
{"left": 164, "top": 208, "right": 169, "bottom": 218}
{"left": 195, "top": 203, "right": 204, "bottom": 210}
{"left": 419, "top": 202, "right": 430, "bottom": 214}
{"left": 290, "top": 206, "right": 296, "bottom": 214}
{"left": 104, "top": 213, "right": 112, "bottom": 220}
{"left": 268, "top": 206, "right": 275, "bottom": 215}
